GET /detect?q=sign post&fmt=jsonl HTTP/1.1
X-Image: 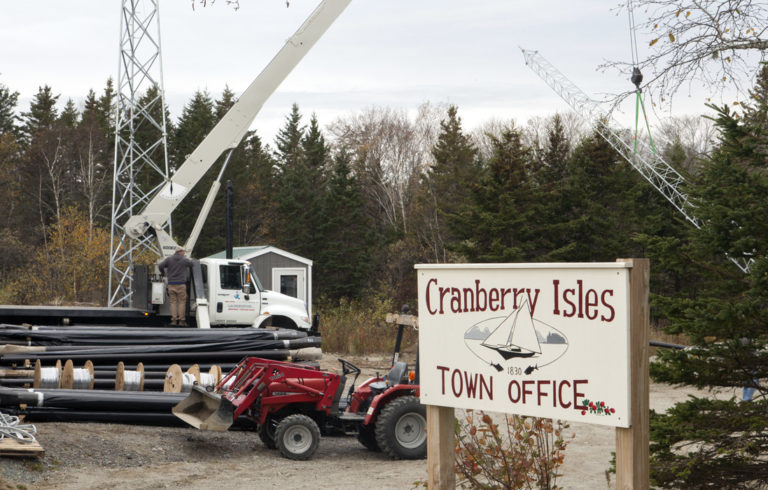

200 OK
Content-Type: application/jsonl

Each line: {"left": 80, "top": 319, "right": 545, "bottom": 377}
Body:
{"left": 615, "top": 258, "right": 650, "bottom": 488}
{"left": 416, "top": 261, "right": 649, "bottom": 489}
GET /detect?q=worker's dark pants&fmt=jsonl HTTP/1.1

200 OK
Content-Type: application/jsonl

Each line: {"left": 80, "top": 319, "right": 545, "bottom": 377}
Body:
{"left": 167, "top": 283, "right": 187, "bottom": 325}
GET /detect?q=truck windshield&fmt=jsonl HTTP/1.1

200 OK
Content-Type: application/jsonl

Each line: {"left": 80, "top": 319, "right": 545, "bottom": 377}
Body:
{"left": 249, "top": 265, "right": 264, "bottom": 291}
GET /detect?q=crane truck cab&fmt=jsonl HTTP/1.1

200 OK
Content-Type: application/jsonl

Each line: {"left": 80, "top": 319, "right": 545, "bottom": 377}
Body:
{"left": 150, "top": 257, "right": 311, "bottom": 331}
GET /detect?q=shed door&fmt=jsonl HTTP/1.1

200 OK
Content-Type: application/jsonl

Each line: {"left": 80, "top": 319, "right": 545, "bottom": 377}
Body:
{"left": 272, "top": 267, "right": 306, "bottom": 302}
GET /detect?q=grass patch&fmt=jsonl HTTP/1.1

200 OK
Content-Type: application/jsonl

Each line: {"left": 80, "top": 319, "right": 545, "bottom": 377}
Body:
{"left": 317, "top": 295, "right": 418, "bottom": 354}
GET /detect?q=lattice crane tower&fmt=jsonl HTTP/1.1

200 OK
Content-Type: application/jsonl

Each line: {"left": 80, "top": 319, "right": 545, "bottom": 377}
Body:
{"left": 108, "top": 0, "right": 172, "bottom": 306}
{"left": 520, "top": 48, "right": 753, "bottom": 274}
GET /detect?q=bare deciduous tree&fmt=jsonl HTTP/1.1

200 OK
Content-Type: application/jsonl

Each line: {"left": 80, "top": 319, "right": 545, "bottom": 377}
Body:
{"left": 328, "top": 103, "right": 444, "bottom": 234}
{"left": 605, "top": 0, "right": 768, "bottom": 105}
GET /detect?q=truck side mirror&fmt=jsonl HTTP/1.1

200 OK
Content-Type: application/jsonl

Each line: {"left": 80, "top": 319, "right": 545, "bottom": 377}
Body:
{"left": 243, "top": 284, "right": 255, "bottom": 295}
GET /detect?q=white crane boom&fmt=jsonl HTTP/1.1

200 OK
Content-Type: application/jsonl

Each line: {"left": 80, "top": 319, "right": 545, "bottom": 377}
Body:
{"left": 521, "top": 48, "right": 753, "bottom": 273}
{"left": 124, "top": 0, "right": 352, "bottom": 256}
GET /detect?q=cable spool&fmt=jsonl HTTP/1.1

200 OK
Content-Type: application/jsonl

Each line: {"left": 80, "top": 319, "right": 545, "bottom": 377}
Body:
{"left": 163, "top": 364, "right": 184, "bottom": 393}
{"left": 163, "top": 364, "right": 222, "bottom": 393}
{"left": 115, "top": 362, "right": 145, "bottom": 391}
{"left": 208, "top": 365, "right": 222, "bottom": 386}
{"left": 33, "top": 359, "right": 62, "bottom": 389}
{"left": 61, "top": 360, "right": 95, "bottom": 390}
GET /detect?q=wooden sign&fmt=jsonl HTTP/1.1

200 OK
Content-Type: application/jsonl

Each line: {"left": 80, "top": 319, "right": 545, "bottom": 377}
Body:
{"left": 417, "top": 262, "right": 631, "bottom": 427}
{"left": 417, "top": 260, "right": 649, "bottom": 489}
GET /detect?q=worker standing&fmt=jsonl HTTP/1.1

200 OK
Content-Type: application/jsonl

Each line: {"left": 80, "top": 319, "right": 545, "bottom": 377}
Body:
{"left": 159, "top": 246, "right": 192, "bottom": 326}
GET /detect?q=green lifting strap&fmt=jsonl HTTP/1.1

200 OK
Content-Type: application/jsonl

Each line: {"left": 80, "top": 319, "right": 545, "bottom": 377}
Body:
{"left": 634, "top": 89, "right": 657, "bottom": 155}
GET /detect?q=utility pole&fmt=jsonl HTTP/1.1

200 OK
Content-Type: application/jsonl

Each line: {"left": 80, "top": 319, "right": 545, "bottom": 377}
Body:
{"left": 108, "top": 0, "right": 172, "bottom": 306}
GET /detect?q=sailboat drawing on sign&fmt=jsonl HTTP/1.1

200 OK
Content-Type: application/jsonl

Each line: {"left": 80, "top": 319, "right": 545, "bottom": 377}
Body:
{"left": 482, "top": 299, "right": 541, "bottom": 359}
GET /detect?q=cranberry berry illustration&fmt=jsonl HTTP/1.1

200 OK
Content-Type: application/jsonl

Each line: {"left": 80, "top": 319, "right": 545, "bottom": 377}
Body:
{"left": 580, "top": 399, "right": 614, "bottom": 416}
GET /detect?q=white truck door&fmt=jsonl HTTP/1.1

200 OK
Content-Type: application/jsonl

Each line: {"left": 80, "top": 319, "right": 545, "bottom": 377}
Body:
{"left": 209, "top": 262, "right": 260, "bottom": 325}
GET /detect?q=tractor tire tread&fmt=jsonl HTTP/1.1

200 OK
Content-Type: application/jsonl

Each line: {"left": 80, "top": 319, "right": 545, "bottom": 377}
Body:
{"left": 258, "top": 415, "right": 278, "bottom": 449}
{"left": 356, "top": 424, "right": 380, "bottom": 452}
{"left": 374, "top": 395, "right": 426, "bottom": 460}
{"left": 274, "top": 414, "right": 320, "bottom": 461}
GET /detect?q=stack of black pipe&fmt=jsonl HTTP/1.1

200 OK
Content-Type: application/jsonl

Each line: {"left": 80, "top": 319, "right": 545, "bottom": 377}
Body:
{"left": 0, "top": 388, "right": 256, "bottom": 428}
{"left": 0, "top": 324, "right": 321, "bottom": 425}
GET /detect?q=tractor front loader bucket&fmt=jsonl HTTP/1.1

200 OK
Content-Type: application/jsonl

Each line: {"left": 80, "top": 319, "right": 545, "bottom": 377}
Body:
{"left": 172, "top": 385, "right": 235, "bottom": 431}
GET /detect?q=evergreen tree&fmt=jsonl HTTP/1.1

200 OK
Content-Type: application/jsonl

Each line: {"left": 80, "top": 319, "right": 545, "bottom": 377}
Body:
{"left": 316, "top": 147, "right": 375, "bottom": 300}
{"left": 274, "top": 103, "right": 305, "bottom": 170}
{"left": 232, "top": 131, "right": 276, "bottom": 245}
{"left": 449, "top": 125, "right": 538, "bottom": 262}
{"left": 97, "top": 79, "right": 116, "bottom": 146}
{"left": 646, "top": 74, "right": 768, "bottom": 486}
{"left": 59, "top": 98, "right": 79, "bottom": 128}
{"left": 537, "top": 113, "right": 571, "bottom": 185}
{"left": 421, "top": 106, "right": 479, "bottom": 261}
{"left": 21, "top": 85, "right": 59, "bottom": 144}
{"left": 214, "top": 86, "right": 236, "bottom": 120}
{"left": 0, "top": 83, "right": 19, "bottom": 136}
{"left": 272, "top": 107, "right": 328, "bottom": 268}
{"left": 539, "top": 131, "right": 648, "bottom": 262}
{"left": 170, "top": 90, "right": 218, "bottom": 253}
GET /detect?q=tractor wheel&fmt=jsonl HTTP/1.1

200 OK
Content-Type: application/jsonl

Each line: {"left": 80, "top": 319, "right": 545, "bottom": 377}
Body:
{"left": 356, "top": 424, "right": 380, "bottom": 452}
{"left": 274, "top": 414, "right": 321, "bottom": 460}
{"left": 374, "top": 396, "right": 427, "bottom": 460}
{"left": 258, "top": 415, "right": 278, "bottom": 449}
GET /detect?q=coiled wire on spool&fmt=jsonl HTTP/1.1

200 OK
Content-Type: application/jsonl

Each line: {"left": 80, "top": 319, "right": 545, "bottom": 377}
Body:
{"left": 33, "top": 359, "right": 62, "bottom": 389}
{"left": 115, "top": 362, "right": 145, "bottom": 391}
{"left": 164, "top": 364, "right": 222, "bottom": 393}
{"left": 61, "top": 360, "right": 95, "bottom": 389}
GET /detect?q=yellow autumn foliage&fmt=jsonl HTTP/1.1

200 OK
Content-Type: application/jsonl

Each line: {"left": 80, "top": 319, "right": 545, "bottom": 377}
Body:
{"left": 9, "top": 207, "right": 111, "bottom": 305}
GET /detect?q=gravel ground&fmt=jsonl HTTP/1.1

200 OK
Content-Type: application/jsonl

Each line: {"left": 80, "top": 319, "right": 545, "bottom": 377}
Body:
{"left": 0, "top": 353, "right": 429, "bottom": 490}
{"left": 0, "top": 352, "right": 728, "bottom": 489}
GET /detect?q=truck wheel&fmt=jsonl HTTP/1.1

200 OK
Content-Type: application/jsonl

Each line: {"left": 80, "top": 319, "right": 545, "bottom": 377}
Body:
{"left": 356, "top": 424, "right": 380, "bottom": 452}
{"left": 258, "top": 415, "right": 278, "bottom": 449}
{"left": 275, "top": 414, "right": 320, "bottom": 460}
{"left": 374, "top": 396, "right": 426, "bottom": 460}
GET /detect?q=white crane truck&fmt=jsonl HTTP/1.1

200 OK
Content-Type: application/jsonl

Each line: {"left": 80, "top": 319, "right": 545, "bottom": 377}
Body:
{"left": 0, "top": 0, "right": 352, "bottom": 331}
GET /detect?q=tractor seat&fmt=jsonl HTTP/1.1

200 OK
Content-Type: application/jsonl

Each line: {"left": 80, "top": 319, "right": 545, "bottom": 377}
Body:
{"left": 369, "top": 361, "right": 408, "bottom": 393}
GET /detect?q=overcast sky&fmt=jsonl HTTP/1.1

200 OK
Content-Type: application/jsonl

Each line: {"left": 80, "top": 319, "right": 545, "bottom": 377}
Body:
{"left": 0, "top": 0, "right": 712, "bottom": 144}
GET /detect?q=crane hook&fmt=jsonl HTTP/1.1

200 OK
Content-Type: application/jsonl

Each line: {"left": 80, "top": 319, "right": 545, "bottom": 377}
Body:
{"left": 631, "top": 67, "right": 643, "bottom": 90}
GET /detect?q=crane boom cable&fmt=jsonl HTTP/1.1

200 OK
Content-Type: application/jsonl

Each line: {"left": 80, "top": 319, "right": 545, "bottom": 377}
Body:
{"left": 627, "top": 0, "right": 640, "bottom": 67}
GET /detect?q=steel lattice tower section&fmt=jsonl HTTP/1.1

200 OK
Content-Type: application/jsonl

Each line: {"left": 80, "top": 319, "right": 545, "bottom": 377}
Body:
{"left": 108, "top": 0, "right": 171, "bottom": 306}
{"left": 520, "top": 48, "right": 753, "bottom": 273}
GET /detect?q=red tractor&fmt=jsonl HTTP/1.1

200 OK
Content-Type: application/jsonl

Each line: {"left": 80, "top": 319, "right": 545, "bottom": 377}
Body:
{"left": 172, "top": 357, "right": 425, "bottom": 460}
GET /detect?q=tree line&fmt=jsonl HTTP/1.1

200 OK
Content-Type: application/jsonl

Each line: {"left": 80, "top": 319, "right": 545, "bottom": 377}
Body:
{"left": 0, "top": 79, "right": 699, "bottom": 305}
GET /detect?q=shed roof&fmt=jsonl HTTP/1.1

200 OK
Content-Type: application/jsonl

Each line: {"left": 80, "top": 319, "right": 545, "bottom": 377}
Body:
{"left": 207, "top": 246, "right": 312, "bottom": 266}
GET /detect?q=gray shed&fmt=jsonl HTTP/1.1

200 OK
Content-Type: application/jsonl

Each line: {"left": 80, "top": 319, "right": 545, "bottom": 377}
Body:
{"left": 207, "top": 246, "right": 313, "bottom": 317}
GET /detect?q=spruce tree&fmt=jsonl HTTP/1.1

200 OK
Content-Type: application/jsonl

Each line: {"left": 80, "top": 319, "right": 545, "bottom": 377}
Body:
{"left": 646, "top": 72, "right": 768, "bottom": 486}
{"left": 214, "top": 86, "right": 236, "bottom": 120}
{"left": 0, "top": 83, "right": 19, "bottom": 137}
{"left": 316, "top": 147, "right": 375, "bottom": 300}
{"left": 59, "top": 99, "right": 79, "bottom": 128}
{"left": 274, "top": 103, "right": 305, "bottom": 170}
{"left": 422, "top": 106, "right": 479, "bottom": 261}
{"left": 271, "top": 105, "right": 316, "bottom": 257}
{"left": 231, "top": 131, "right": 276, "bottom": 245}
{"left": 21, "top": 85, "right": 59, "bottom": 144}
{"left": 170, "top": 90, "right": 219, "bottom": 254}
{"left": 449, "top": 125, "right": 537, "bottom": 262}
